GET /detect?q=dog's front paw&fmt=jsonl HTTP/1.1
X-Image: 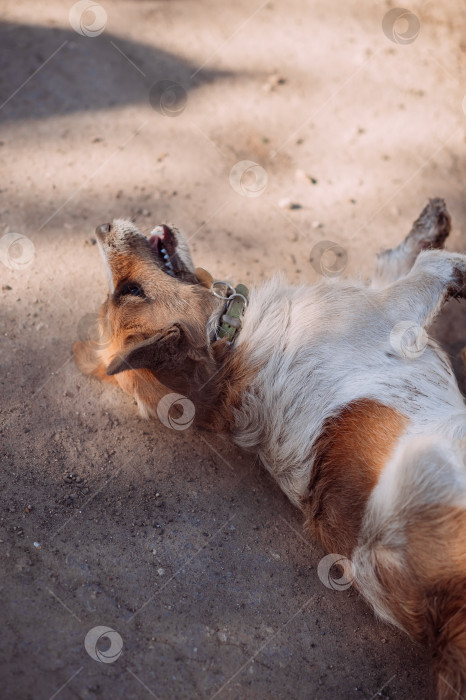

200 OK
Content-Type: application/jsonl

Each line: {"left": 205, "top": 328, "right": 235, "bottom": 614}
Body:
{"left": 408, "top": 198, "right": 451, "bottom": 252}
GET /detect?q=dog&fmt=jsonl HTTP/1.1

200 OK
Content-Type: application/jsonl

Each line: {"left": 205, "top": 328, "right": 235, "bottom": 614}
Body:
{"left": 73, "top": 198, "right": 466, "bottom": 699}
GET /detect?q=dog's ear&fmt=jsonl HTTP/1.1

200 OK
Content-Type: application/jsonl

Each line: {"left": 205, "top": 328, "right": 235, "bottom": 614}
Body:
{"left": 106, "top": 322, "right": 205, "bottom": 377}
{"left": 106, "top": 324, "right": 183, "bottom": 376}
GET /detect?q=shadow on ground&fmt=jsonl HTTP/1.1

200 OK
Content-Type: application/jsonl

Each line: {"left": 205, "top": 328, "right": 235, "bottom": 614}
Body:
{"left": 0, "top": 21, "right": 234, "bottom": 122}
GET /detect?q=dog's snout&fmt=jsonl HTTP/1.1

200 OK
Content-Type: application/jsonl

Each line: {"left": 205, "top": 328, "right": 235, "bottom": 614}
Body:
{"left": 95, "top": 223, "right": 112, "bottom": 238}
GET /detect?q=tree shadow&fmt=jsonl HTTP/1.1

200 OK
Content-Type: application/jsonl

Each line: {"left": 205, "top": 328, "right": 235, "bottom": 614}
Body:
{"left": 0, "top": 21, "right": 233, "bottom": 122}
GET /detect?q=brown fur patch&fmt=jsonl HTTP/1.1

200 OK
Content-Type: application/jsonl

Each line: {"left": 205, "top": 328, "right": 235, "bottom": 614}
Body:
{"left": 204, "top": 339, "right": 262, "bottom": 432}
{"left": 305, "top": 399, "right": 408, "bottom": 557}
{"left": 369, "top": 503, "right": 466, "bottom": 698}
{"left": 429, "top": 576, "right": 466, "bottom": 700}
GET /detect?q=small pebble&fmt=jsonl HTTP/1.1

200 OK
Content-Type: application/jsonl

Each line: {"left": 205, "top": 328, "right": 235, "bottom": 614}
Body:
{"left": 295, "top": 169, "right": 318, "bottom": 185}
{"left": 262, "top": 73, "right": 286, "bottom": 92}
{"left": 278, "top": 197, "right": 301, "bottom": 210}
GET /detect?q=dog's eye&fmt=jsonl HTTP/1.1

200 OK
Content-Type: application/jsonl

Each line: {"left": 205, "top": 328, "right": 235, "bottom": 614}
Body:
{"left": 121, "top": 283, "right": 144, "bottom": 297}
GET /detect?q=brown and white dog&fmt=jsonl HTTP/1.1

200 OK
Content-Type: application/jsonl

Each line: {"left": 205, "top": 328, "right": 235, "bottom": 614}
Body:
{"left": 74, "top": 199, "right": 466, "bottom": 698}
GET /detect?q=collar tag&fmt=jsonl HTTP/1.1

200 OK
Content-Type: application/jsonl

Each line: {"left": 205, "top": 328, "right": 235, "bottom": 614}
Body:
{"left": 195, "top": 267, "right": 214, "bottom": 289}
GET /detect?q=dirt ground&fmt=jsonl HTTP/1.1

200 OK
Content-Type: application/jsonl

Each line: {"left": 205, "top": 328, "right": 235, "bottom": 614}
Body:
{"left": 1, "top": 1, "right": 466, "bottom": 698}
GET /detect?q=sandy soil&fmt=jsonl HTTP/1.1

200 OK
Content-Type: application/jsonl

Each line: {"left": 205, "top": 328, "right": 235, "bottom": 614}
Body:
{"left": 1, "top": 0, "right": 466, "bottom": 698}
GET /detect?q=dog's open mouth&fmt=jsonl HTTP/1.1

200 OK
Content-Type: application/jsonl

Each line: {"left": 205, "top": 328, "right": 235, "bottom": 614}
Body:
{"left": 95, "top": 219, "right": 197, "bottom": 287}
{"left": 149, "top": 225, "right": 176, "bottom": 277}
{"left": 148, "top": 224, "right": 196, "bottom": 283}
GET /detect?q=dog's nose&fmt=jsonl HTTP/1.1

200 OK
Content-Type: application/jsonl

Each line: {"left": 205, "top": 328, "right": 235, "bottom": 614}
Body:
{"left": 95, "top": 223, "right": 112, "bottom": 240}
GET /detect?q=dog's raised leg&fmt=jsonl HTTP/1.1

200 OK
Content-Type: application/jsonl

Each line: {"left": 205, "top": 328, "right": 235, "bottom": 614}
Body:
{"left": 372, "top": 198, "right": 451, "bottom": 289}
{"left": 381, "top": 249, "right": 465, "bottom": 329}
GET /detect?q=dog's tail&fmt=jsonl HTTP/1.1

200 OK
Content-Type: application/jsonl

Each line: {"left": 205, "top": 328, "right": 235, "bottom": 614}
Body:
{"left": 425, "top": 579, "right": 466, "bottom": 700}
{"left": 353, "top": 435, "right": 466, "bottom": 698}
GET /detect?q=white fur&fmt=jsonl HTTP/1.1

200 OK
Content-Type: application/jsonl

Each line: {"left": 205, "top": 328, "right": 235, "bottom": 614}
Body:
{"left": 227, "top": 250, "right": 466, "bottom": 507}
{"left": 96, "top": 234, "right": 114, "bottom": 294}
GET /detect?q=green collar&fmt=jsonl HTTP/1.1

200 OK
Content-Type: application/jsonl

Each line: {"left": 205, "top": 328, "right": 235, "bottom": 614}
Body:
{"left": 195, "top": 267, "right": 249, "bottom": 344}
{"left": 215, "top": 282, "right": 249, "bottom": 343}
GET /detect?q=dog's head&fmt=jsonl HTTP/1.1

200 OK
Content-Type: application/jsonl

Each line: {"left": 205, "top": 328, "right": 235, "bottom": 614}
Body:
{"left": 74, "top": 219, "right": 226, "bottom": 421}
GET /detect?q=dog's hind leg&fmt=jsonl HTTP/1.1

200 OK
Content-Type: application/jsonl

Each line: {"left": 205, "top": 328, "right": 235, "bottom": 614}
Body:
{"left": 372, "top": 198, "right": 451, "bottom": 289}
{"left": 380, "top": 248, "right": 465, "bottom": 329}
